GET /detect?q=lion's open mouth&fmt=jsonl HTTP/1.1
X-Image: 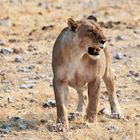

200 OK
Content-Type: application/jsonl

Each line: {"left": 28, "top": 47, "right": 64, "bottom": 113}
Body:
{"left": 88, "top": 47, "right": 99, "bottom": 56}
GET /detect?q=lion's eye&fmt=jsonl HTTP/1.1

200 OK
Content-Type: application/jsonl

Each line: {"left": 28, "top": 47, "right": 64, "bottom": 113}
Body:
{"left": 93, "top": 32, "right": 98, "bottom": 37}
{"left": 87, "top": 29, "right": 93, "bottom": 33}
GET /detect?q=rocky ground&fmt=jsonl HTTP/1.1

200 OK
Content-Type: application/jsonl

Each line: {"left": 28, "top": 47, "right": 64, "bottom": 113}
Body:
{"left": 0, "top": 0, "right": 140, "bottom": 139}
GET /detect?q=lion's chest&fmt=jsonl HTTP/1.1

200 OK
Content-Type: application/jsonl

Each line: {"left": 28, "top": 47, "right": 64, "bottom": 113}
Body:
{"left": 66, "top": 60, "right": 88, "bottom": 89}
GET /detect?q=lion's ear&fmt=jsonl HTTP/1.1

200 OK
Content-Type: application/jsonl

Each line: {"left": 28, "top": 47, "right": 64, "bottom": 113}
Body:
{"left": 67, "top": 18, "right": 78, "bottom": 31}
{"left": 87, "top": 15, "right": 97, "bottom": 22}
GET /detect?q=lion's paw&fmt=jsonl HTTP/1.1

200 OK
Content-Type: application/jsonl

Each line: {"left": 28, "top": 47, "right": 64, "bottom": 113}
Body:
{"left": 68, "top": 112, "right": 83, "bottom": 121}
{"left": 48, "top": 123, "right": 68, "bottom": 132}
{"left": 111, "top": 113, "right": 124, "bottom": 119}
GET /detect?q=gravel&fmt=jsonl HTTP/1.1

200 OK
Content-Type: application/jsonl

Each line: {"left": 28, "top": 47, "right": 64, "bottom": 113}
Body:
{"left": 0, "top": 48, "right": 13, "bottom": 54}
{"left": 114, "top": 52, "right": 124, "bottom": 60}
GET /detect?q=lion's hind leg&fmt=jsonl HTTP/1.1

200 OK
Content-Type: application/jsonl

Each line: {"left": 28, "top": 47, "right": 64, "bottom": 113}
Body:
{"left": 103, "top": 69, "right": 123, "bottom": 119}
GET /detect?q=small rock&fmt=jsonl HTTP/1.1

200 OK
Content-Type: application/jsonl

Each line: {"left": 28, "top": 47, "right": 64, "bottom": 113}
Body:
{"left": 19, "top": 84, "right": 35, "bottom": 89}
{"left": 100, "top": 95, "right": 108, "bottom": 100}
{"left": 121, "top": 96, "right": 129, "bottom": 103}
{"left": 121, "top": 136, "right": 131, "bottom": 140}
{"left": 99, "top": 107, "right": 111, "bottom": 116}
{"left": 40, "top": 119, "right": 48, "bottom": 124}
{"left": 128, "top": 70, "right": 139, "bottom": 77}
{"left": 136, "top": 79, "right": 140, "bottom": 84}
{"left": 32, "top": 75, "right": 40, "bottom": 80}
{"left": 14, "top": 56, "right": 24, "bottom": 63}
{"left": 48, "top": 123, "right": 65, "bottom": 132}
{"left": 43, "top": 99, "right": 56, "bottom": 108}
{"left": 17, "top": 67, "right": 31, "bottom": 73}
{"left": 38, "top": 2, "right": 48, "bottom": 9}
{"left": 27, "top": 64, "right": 36, "bottom": 70}
{"left": 114, "top": 52, "right": 124, "bottom": 60}
{"left": 105, "top": 21, "right": 117, "bottom": 28}
{"left": 107, "top": 124, "right": 119, "bottom": 132}
{"left": 28, "top": 92, "right": 34, "bottom": 95}
{"left": 110, "top": 137, "right": 113, "bottom": 140}
{"left": 13, "top": 48, "right": 23, "bottom": 54}
{"left": 0, "top": 124, "right": 12, "bottom": 134}
{"left": 100, "top": 21, "right": 113, "bottom": 28}
{"left": 0, "top": 40, "right": 5, "bottom": 46}
{"left": 10, "top": 116, "right": 22, "bottom": 122}
{"left": 7, "top": 96, "right": 13, "bottom": 103}
{"left": 30, "top": 98, "right": 37, "bottom": 103}
{"left": 136, "top": 96, "right": 140, "bottom": 101}
{"left": 116, "top": 90, "right": 121, "bottom": 97}
{"left": 27, "top": 45, "right": 37, "bottom": 52}
{"left": 28, "top": 80, "right": 37, "bottom": 84}
{"left": 41, "top": 25, "right": 54, "bottom": 31}
{"left": 0, "top": 18, "right": 9, "bottom": 26}
{"left": 115, "top": 35, "right": 127, "bottom": 41}
{"left": 9, "top": 39, "right": 17, "bottom": 43}
{"left": 129, "top": 70, "right": 135, "bottom": 76}
{"left": 18, "top": 123, "right": 28, "bottom": 130}
{"left": 0, "top": 48, "right": 13, "bottom": 54}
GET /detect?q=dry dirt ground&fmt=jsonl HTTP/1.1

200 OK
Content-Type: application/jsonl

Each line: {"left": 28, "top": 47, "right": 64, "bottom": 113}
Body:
{"left": 0, "top": 0, "right": 140, "bottom": 140}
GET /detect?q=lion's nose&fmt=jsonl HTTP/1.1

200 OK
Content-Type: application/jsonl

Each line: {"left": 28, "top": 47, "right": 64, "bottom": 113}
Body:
{"left": 99, "top": 40, "right": 106, "bottom": 44}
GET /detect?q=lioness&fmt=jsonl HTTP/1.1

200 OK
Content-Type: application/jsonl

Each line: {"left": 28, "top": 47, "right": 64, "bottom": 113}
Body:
{"left": 52, "top": 16, "right": 122, "bottom": 129}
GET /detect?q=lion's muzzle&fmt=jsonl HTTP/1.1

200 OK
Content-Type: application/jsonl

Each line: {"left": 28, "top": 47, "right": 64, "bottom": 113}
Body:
{"left": 88, "top": 47, "right": 100, "bottom": 56}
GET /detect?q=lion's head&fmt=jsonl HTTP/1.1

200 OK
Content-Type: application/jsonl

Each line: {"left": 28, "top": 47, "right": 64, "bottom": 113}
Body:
{"left": 68, "top": 16, "right": 106, "bottom": 59}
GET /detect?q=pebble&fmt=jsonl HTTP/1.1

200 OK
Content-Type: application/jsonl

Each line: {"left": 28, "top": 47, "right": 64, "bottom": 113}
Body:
{"left": 17, "top": 67, "right": 31, "bottom": 73}
{"left": 128, "top": 70, "right": 139, "bottom": 77}
{"left": 0, "top": 124, "right": 12, "bottom": 134}
{"left": 19, "top": 83, "right": 35, "bottom": 89}
{"left": 41, "top": 25, "right": 54, "bottom": 31}
{"left": 18, "top": 123, "right": 28, "bottom": 130}
{"left": 38, "top": 2, "right": 48, "bottom": 9}
{"left": 0, "top": 18, "right": 9, "bottom": 26}
{"left": 99, "top": 107, "right": 111, "bottom": 116}
{"left": 28, "top": 79, "right": 37, "bottom": 83}
{"left": 10, "top": 116, "right": 22, "bottom": 122}
{"left": 116, "top": 90, "right": 121, "bottom": 97}
{"left": 27, "top": 64, "right": 36, "bottom": 70}
{"left": 9, "top": 39, "right": 17, "bottom": 43}
{"left": 99, "top": 20, "right": 122, "bottom": 29}
{"left": 40, "top": 119, "right": 48, "bottom": 124}
{"left": 30, "top": 98, "right": 37, "bottom": 103}
{"left": 7, "top": 96, "right": 13, "bottom": 103}
{"left": 100, "top": 95, "right": 108, "bottom": 100}
{"left": 107, "top": 123, "right": 119, "bottom": 132}
{"left": 43, "top": 99, "right": 56, "bottom": 108}
{"left": 0, "top": 48, "right": 13, "bottom": 54}
{"left": 121, "top": 96, "right": 129, "bottom": 103}
{"left": 115, "top": 35, "right": 127, "bottom": 41}
{"left": 114, "top": 52, "right": 124, "bottom": 60}
{"left": 0, "top": 40, "right": 5, "bottom": 46}
{"left": 13, "top": 48, "right": 23, "bottom": 54}
{"left": 27, "top": 45, "right": 37, "bottom": 52}
{"left": 14, "top": 56, "right": 24, "bottom": 63}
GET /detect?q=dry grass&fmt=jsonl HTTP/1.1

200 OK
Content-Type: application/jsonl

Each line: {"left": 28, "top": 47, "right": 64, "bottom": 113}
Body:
{"left": 0, "top": 0, "right": 140, "bottom": 139}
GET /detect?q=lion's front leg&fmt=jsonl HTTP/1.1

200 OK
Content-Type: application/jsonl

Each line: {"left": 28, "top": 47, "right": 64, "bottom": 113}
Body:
{"left": 53, "top": 77, "right": 69, "bottom": 130}
{"left": 86, "top": 78, "right": 101, "bottom": 123}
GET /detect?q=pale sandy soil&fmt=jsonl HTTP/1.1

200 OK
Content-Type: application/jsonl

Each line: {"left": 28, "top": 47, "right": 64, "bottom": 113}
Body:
{"left": 0, "top": 0, "right": 140, "bottom": 140}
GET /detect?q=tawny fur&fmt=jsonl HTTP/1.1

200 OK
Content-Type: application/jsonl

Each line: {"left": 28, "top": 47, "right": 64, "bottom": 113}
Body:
{"left": 52, "top": 17, "right": 122, "bottom": 129}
